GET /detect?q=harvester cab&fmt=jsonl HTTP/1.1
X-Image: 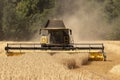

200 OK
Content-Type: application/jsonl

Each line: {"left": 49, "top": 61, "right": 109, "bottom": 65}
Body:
{"left": 39, "top": 20, "right": 74, "bottom": 49}
{"left": 5, "top": 19, "right": 106, "bottom": 61}
{"left": 39, "top": 29, "right": 73, "bottom": 47}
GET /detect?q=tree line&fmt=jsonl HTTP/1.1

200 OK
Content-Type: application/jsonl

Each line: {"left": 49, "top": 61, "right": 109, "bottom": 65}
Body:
{"left": 0, "top": 0, "right": 55, "bottom": 40}
{"left": 0, "top": 0, "right": 120, "bottom": 40}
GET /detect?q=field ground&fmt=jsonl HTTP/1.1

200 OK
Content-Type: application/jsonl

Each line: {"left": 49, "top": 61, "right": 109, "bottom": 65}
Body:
{"left": 70, "top": 41, "right": 120, "bottom": 80}
{"left": 0, "top": 41, "right": 120, "bottom": 80}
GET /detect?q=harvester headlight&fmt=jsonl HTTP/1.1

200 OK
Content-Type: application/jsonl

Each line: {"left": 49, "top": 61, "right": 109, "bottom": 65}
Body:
{"left": 89, "top": 55, "right": 95, "bottom": 58}
{"left": 97, "top": 55, "right": 104, "bottom": 58}
{"left": 40, "top": 36, "right": 48, "bottom": 43}
{"left": 42, "top": 38, "right": 46, "bottom": 42}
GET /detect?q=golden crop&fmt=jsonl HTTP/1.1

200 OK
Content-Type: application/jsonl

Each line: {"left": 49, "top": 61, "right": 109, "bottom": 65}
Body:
{"left": 0, "top": 52, "right": 106, "bottom": 80}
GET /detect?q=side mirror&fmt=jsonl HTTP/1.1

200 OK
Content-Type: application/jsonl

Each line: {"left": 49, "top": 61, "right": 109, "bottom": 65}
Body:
{"left": 39, "top": 29, "right": 41, "bottom": 34}
{"left": 70, "top": 30, "right": 72, "bottom": 35}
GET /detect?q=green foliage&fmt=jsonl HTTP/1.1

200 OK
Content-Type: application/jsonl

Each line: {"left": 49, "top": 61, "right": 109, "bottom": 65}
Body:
{"left": 104, "top": 0, "right": 120, "bottom": 39}
{"left": 104, "top": 0, "right": 120, "bottom": 21}
{"left": 0, "top": 0, "right": 120, "bottom": 40}
{"left": 16, "top": 0, "right": 55, "bottom": 17}
{"left": 1, "top": 0, "right": 55, "bottom": 40}
{"left": 2, "top": 0, "right": 17, "bottom": 40}
{"left": 0, "top": 0, "right": 4, "bottom": 40}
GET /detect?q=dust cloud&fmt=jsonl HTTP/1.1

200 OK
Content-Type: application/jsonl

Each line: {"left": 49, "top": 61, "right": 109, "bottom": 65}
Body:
{"left": 55, "top": 0, "right": 111, "bottom": 42}
{"left": 53, "top": 53, "right": 89, "bottom": 69}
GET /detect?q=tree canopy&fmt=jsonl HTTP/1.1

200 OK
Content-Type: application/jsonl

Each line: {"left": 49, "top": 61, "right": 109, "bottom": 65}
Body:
{"left": 0, "top": 0, "right": 120, "bottom": 40}
{"left": 1, "top": 0, "right": 55, "bottom": 40}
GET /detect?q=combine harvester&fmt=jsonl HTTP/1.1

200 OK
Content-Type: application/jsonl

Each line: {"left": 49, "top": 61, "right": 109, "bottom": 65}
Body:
{"left": 5, "top": 20, "right": 106, "bottom": 61}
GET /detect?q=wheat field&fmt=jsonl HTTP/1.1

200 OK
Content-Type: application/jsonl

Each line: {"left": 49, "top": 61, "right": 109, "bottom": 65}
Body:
{"left": 0, "top": 53, "right": 107, "bottom": 80}
{"left": 0, "top": 41, "right": 107, "bottom": 80}
{"left": 0, "top": 41, "right": 120, "bottom": 80}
